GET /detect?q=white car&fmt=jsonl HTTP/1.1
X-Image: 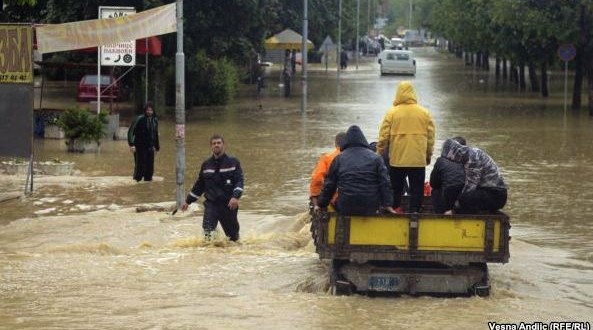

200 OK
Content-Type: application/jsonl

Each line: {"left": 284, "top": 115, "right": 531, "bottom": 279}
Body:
{"left": 378, "top": 50, "right": 416, "bottom": 76}
{"left": 390, "top": 37, "right": 404, "bottom": 49}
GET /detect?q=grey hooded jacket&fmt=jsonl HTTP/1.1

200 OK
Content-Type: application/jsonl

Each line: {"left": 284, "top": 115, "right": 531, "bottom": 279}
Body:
{"left": 442, "top": 138, "right": 507, "bottom": 194}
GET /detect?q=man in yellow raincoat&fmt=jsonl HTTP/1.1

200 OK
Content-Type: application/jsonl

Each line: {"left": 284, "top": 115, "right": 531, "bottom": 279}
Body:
{"left": 376, "top": 81, "right": 435, "bottom": 213}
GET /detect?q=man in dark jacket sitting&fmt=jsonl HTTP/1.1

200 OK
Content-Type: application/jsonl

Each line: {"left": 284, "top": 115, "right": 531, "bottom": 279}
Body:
{"left": 316, "top": 125, "right": 396, "bottom": 216}
{"left": 429, "top": 136, "right": 466, "bottom": 213}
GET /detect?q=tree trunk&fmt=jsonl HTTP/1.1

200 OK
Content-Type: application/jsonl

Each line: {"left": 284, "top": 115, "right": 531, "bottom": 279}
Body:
{"left": 573, "top": 47, "right": 584, "bottom": 110}
{"left": 573, "top": 4, "right": 589, "bottom": 110}
{"left": 541, "top": 63, "right": 549, "bottom": 97}
{"left": 528, "top": 62, "right": 540, "bottom": 93}
{"left": 589, "top": 77, "right": 593, "bottom": 116}
{"left": 495, "top": 57, "right": 501, "bottom": 78}
{"left": 482, "top": 51, "right": 490, "bottom": 71}
{"left": 455, "top": 45, "right": 463, "bottom": 58}
{"left": 476, "top": 51, "right": 482, "bottom": 68}
{"left": 510, "top": 62, "right": 516, "bottom": 84}
{"left": 588, "top": 60, "right": 593, "bottom": 116}
{"left": 519, "top": 63, "right": 526, "bottom": 91}
{"left": 502, "top": 58, "right": 508, "bottom": 80}
{"left": 465, "top": 52, "right": 471, "bottom": 65}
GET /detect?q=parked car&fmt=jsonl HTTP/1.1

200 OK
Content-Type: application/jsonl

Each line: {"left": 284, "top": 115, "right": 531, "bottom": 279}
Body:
{"left": 378, "top": 49, "right": 416, "bottom": 76}
{"left": 77, "top": 75, "right": 120, "bottom": 102}
{"left": 403, "top": 30, "right": 424, "bottom": 47}
{"left": 390, "top": 37, "right": 404, "bottom": 49}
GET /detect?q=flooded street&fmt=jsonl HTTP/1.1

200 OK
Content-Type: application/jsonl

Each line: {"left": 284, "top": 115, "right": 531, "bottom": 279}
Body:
{"left": 1, "top": 48, "right": 592, "bottom": 329}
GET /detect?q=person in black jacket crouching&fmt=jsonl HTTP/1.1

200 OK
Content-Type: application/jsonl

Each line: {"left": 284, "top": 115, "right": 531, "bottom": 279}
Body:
{"left": 316, "top": 125, "right": 396, "bottom": 216}
{"left": 430, "top": 136, "right": 467, "bottom": 214}
{"left": 181, "top": 134, "right": 244, "bottom": 241}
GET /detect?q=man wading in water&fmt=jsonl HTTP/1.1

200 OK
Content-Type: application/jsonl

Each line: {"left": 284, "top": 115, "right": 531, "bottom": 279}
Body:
{"left": 181, "top": 134, "right": 244, "bottom": 241}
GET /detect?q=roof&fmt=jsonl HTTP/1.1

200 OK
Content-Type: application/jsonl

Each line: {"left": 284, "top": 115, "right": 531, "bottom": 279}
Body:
{"left": 265, "top": 28, "right": 314, "bottom": 50}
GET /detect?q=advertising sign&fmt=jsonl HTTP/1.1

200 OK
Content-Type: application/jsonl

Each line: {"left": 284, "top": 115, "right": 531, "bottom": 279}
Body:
{"left": 0, "top": 24, "right": 33, "bottom": 84}
{"left": 0, "top": 24, "right": 33, "bottom": 158}
{"left": 99, "top": 6, "right": 136, "bottom": 66}
{"left": 0, "top": 84, "right": 33, "bottom": 158}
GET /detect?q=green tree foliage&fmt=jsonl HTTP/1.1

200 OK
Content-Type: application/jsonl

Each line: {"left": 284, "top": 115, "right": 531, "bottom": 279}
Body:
{"left": 262, "top": 0, "right": 361, "bottom": 49}
{"left": 384, "top": 0, "right": 434, "bottom": 33}
{"left": 429, "top": 0, "right": 593, "bottom": 108}
{"left": 430, "top": 0, "right": 494, "bottom": 53}
{"left": 490, "top": 0, "right": 573, "bottom": 64}
{"left": 0, "top": 0, "right": 45, "bottom": 22}
{"left": 186, "top": 51, "right": 238, "bottom": 106}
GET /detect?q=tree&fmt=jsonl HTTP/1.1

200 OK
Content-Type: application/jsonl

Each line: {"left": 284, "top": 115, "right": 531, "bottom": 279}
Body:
{"left": 430, "top": 0, "right": 584, "bottom": 102}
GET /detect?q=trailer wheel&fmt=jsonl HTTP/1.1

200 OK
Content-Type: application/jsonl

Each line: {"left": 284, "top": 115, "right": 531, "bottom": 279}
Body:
{"left": 473, "top": 263, "right": 490, "bottom": 297}
{"left": 330, "top": 260, "right": 353, "bottom": 296}
{"left": 475, "top": 285, "right": 490, "bottom": 297}
{"left": 330, "top": 280, "right": 354, "bottom": 296}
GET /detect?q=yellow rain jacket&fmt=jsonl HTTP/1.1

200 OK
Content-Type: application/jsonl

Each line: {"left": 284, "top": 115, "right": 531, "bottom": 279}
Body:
{"left": 376, "top": 81, "right": 435, "bottom": 167}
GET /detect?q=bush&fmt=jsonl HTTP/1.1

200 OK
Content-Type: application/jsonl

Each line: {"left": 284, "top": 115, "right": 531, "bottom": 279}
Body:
{"left": 56, "top": 107, "right": 108, "bottom": 144}
{"left": 187, "top": 51, "right": 239, "bottom": 106}
{"left": 162, "top": 52, "right": 239, "bottom": 108}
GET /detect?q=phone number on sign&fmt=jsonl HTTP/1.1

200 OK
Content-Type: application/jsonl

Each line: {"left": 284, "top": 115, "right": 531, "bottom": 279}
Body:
{"left": 0, "top": 74, "right": 31, "bottom": 82}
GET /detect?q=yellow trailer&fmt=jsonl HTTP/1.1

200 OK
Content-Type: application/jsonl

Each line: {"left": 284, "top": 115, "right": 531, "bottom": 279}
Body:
{"left": 311, "top": 200, "right": 510, "bottom": 296}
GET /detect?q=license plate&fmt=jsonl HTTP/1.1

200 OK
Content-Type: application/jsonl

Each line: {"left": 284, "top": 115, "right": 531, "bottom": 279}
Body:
{"left": 368, "top": 275, "right": 399, "bottom": 291}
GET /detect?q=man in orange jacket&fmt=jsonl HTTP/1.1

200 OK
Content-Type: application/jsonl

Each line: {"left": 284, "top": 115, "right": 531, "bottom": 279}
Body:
{"left": 310, "top": 132, "right": 346, "bottom": 208}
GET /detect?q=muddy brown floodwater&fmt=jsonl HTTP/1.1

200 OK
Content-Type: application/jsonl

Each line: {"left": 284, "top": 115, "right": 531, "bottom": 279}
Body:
{"left": 1, "top": 48, "right": 592, "bottom": 329}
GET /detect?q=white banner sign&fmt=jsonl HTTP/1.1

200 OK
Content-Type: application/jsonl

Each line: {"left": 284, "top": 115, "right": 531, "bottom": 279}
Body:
{"left": 36, "top": 3, "right": 176, "bottom": 54}
{"left": 99, "top": 6, "right": 136, "bottom": 66}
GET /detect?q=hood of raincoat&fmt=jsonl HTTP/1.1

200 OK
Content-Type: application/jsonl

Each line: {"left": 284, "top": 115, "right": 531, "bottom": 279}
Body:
{"left": 442, "top": 138, "right": 470, "bottom": 163}
{"left": 393, "top": 81, "right": 418, "bottom": 106}
{"left": 341, "top": 125, "right": 371, "bottom": 151}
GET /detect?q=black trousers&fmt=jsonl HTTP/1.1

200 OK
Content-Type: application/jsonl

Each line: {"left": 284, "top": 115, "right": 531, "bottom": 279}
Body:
{"left": 390, "top": 167, "right": 425, "bottom": 212}
{"left": 203, "top": 199, "right": 240, "bottom": 241}
{"left": 133, "top": 146, "right": 154, "bottom": 181}
{"left": 456, "top": 187, "right": 507, "bottom": 214}
{"left": 431, "top": 184, "right": 464, "bottom": 214}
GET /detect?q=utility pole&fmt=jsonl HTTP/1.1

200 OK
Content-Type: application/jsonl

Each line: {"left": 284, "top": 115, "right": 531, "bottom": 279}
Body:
{"left": 409, "top": 0, "right": 412, "bottom": 30}
{"left": 356, "top": 0, "right": 360, "bottom": 70}
{"left": 301, "top": 0, "right": 308, "bottom": 113}
{"left": 145, "top": 37, "right": 148, "bottom": 105}
{"left": 338, "top": 0, "right": 342, "bottom": 80}
{"left": 367, "top": 0, "right": 370, "bottom": 55}
{"left": 175, "top": 0, "right": 186, "bottom": 209}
